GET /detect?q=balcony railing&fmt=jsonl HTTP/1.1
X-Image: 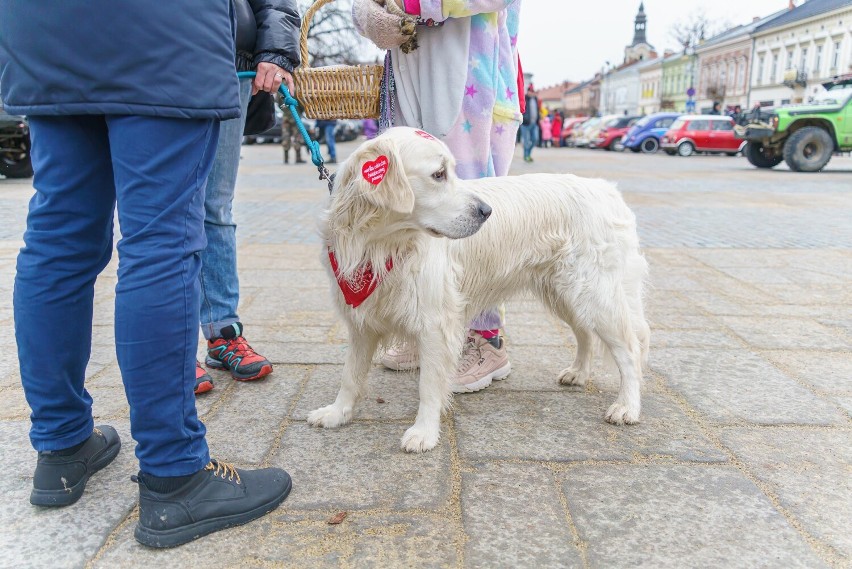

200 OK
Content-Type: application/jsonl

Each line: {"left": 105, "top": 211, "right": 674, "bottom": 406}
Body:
{"left": 782, "top": 68, "right": 807, "bottom": 88}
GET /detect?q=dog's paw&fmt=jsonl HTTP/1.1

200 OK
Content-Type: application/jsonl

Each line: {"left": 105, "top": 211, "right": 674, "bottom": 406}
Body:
{"left": 307, "top": 404, "right": 352, "bottom": 428}
{"left": 400, "top": 424, "right": 440, "bottom": 453}
{"left": 604, "top": 402, "right": 640, "bottom": 425}
{"left": 558, "top": 367, "right": 588, "bottom": 387}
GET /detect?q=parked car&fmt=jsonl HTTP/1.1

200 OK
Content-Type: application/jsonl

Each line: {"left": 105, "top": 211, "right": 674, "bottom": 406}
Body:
{"left": 623, "top": 112, "right": 680, "bottom": 154}
{"left": 0, "top": 94, "right": 33, "bottom": 179}
{"left": 593, "top": 115, "right": 643, "bottom": 151}
{"left": 576, "top": 114, "right": 617, "bottom": 148}
{"left": 737, "top": 73, "right": 852, "bottom": 172}
{"left": 560, "top": 116, "right": 588, "bottom": 146}
{"left": 661, "top": 115, "right": 746, "bottom": 157}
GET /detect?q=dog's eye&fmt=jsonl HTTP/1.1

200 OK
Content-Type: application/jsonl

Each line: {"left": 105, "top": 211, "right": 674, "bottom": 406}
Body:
{"left": 432, "top": 169, "right": 446, "bottom": 181}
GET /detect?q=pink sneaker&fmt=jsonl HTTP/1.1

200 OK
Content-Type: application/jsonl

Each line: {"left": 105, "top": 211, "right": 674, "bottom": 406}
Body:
{"left": 380, "top": 343, "right": 420, "bottom": 371}
{"left": 451, "top": 331, "right": 511, "bottom": 393}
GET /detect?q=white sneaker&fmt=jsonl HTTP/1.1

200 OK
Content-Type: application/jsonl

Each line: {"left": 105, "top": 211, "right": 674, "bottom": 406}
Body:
{"left": 381, "top": 343, "right": 420, "bottom": 371}
{"left": 451, "top": 331, "right": 511, "bottom": 393}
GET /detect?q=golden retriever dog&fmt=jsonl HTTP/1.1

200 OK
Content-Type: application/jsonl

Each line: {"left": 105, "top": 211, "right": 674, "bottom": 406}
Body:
{"left": 308, "top": 127, "right": 650, "bottom": 453}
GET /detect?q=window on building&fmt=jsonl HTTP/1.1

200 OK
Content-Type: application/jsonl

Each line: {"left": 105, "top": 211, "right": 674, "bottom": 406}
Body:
{"left": 780, "top": 99, "right": 791, "bottom": 105}
{"left": 832, "top": 41, "right": 840, "bottom": 70}
{"left": 815, "top": 44, "right": 823, "bottom": 77}
{"left": 738, "top": 62, "right": 746, "bottom": 91}
{"left": 728, "top": 62, "right": 735, "bottom": 87}
{"left": 756, "top": 54, "right": 765, "bottom": 86}
{"left": 770, "top": 53, "right": 778, "bottom": 83}
{"left": 786, "top": 49, "right": 794, "bottom": 70}
{"left": 801, "top": 47, "right": 808, "bottom": 73}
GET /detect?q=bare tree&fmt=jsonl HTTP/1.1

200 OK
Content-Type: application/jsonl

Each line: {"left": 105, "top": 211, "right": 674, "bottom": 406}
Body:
{"left": 298, "top": 0, "right": 380, "bottom": 66}
{"left": 670, "top": 9, "right": 730, "bottom": 50}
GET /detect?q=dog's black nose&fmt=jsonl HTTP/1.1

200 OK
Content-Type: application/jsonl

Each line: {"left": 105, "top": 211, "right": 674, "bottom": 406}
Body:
{"left": 478, "top": 201, "right": 492, "bottom": 220}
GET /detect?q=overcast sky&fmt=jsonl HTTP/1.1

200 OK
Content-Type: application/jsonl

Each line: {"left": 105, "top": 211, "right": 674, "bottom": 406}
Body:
{"left": 517, "top": 0, "right": 793, "bottom": 88}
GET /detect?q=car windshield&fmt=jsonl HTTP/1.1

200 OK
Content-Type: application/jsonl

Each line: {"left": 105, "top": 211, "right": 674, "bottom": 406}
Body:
{"left": 669, "top": 118, "right": 686, "bottom": 130}
{"left": 810, "top": 85, "right": 852, "bottom": 105}
{"left": 605, "top": 118, "right": 620, "bottom": 127}
{"left": 634, "top": 116, "right": 652, "bottom": 127}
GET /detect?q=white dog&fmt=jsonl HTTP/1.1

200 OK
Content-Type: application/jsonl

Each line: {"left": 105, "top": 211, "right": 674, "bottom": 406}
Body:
{"left": 308, "top": 127, "right": 650, "bottom": 453}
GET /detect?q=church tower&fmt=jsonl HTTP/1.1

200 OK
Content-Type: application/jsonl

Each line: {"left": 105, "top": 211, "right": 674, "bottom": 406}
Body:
{"left": 624, "top": 2, "right": 655, "bottom": 63}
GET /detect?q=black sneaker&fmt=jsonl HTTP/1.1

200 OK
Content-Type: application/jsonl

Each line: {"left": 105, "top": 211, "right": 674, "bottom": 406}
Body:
{"left": 30, "top": 425, "right": 121, "bottom": 507}
{"left": 133, "top": 459, "right": 292, "bottom": 548}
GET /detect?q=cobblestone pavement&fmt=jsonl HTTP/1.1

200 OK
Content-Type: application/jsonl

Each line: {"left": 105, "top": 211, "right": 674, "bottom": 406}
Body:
{"left": 1, "top": 143, "right": 850, "bottom": 569}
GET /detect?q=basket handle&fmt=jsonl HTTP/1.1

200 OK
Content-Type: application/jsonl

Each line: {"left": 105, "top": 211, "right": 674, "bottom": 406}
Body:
{"left": 299, "top": 0, "right": 338, "bottom": 70}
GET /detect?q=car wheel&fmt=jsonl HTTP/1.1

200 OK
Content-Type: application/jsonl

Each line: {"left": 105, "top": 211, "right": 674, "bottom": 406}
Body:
{"left": 0, "top": 135, "right": 33, "bottom": 179}
{"left": 612, "top": 137, "right": 625, "bottom": 152}
{"left": 677, "top": 141, "right": 694, "bottom": 157}
{"left": 782, "top": 126, "right": 834, "bottom": 172}
{"left": 640, "top": 138, "right": 659, "bottom": 154}
{"left": 744, "top": 142, "right": 783, "bottom": 168}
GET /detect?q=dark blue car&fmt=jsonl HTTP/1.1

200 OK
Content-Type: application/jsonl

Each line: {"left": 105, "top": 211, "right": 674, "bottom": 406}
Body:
{"left": 623, "top": 112, "right": 681, "bottom": 154}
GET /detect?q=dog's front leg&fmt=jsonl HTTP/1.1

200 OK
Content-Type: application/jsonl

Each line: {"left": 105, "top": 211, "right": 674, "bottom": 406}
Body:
{"left": 400, "top": 324, "right": 462, "bottom": 453}
{"left": 308, "top": 325, "right": 379, "bottom": 429}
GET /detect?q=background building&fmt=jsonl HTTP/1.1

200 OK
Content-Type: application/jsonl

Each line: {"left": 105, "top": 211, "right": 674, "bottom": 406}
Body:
{"left": 638, "top": 56, "right": 663, "bottom": 114}
{"left": 563, "top": 77, "right": 601, "bottom": 117}
{"left": 749, "top": 0, "right": 852, "bottom": 108}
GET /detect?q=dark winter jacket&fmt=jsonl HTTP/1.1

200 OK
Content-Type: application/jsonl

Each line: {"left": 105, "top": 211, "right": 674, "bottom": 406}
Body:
{"left": 234, "top": 0, "right": 302, "bottom": 73}
{"left": 0, "top": 1, "right": 240, "bottom": 120}
{"left": 522, "top": 95, "right": 539, "bottom": 126}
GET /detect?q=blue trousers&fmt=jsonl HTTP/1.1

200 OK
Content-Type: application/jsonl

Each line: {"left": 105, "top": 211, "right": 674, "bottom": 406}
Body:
{"left": 520, "top": 123, "right": 537, "bottom": 159}
{"left": 15, "top": 115, "right": 218, "bottom": 476}
{"left": 199, "top": 78, "right": 251, "bottom": 340}
{"left": 323, "top": 124, "right": 337, "bottom": 161}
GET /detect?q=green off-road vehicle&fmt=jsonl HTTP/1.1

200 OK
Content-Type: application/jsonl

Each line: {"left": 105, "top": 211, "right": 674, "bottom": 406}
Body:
{"left": 737, "top": 74, "right": 852, "bottom": 172}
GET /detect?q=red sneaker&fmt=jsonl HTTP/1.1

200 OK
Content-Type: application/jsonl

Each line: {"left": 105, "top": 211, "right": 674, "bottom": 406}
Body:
{"left": 206, "top": 326, "right": 272, "bottom": 381}
{"left": 194, "top": 361, "right": 214, "bottom": 395}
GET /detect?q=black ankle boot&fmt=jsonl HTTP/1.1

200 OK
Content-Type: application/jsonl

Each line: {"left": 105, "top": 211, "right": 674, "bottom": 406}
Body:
{"left": 31, "top": 425, "right": 121, "bottom": 507}
{"left": 134, "top": 459, "right": 291, "bottom": 548}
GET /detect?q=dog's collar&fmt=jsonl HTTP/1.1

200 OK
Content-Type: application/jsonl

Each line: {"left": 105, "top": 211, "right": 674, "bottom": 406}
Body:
{"left": 327, "top": 248, "right": 394, "bottom": 308}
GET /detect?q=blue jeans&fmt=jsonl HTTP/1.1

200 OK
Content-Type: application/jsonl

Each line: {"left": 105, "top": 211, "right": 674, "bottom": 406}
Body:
{"left": 520, "top": 123, "right": 537, "bottom": 159}
{"left": 199, "top": 79, "right": 252, "bottom": 340}
{"left": 323, "top": 124, "right": 337, "bottom": 161}
{"left": 16, "top": 115, "right": 217, "bottom": 476}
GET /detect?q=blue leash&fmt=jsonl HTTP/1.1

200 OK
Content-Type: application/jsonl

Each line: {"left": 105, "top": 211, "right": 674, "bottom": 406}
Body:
{"left": 236, "top": 71, "right": 333, "bottom": 193}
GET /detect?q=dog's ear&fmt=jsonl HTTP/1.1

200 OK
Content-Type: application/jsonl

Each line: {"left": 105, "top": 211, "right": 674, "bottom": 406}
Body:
{"left": 347, "top": 137, "right": 415, "bottom": 214}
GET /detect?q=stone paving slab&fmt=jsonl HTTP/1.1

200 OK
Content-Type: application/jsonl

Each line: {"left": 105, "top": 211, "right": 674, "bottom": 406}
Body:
{"left": 94, "top": 512, "right": 460, "bottom": 569}
{"left": 269, "top": 422, "right": 452, "bottom": 511}
{"left": 561, "top": 464, "right": 827, "bottom": 569}
{"left": 762, "top": 350, "right": 852, "bottom": 394}
{"left": 720, "top": 316, "right": 851, "bottom": 351}
{"left": 454, "top": 391, "right": 727, "bottom": 463}
{"left": 719, "top": 428, "right": 852, "bottom": 561}
{"left": 462, "top": 461, "right": 582, "bottom": 568}
{"left": 652, "top": 348, "right": 845, "bottom": 425}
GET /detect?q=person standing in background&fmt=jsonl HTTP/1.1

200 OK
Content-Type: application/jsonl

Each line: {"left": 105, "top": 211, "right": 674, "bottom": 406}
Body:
{"left": 315, "top": 119, "right": 338, "bottom": 164}
{"left": 539, "top": 111, "right": 552, "bottom": 148}
{"left": 521, "top": 84, "right": 539, "bottom": 162}
{"left": 551, "top": 111, "right": 563, "bottom": 147}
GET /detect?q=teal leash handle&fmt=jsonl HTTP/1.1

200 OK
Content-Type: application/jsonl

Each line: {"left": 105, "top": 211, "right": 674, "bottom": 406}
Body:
{"left": 236, "top": 71, "right": 333, "bottom": 193}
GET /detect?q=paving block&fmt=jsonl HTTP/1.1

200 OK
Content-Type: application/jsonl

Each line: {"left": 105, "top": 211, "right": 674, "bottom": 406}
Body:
{"left": 720, "top": 428, "right": 852, "bottom": 560}
{"left": 653, "top": 348, "right": 844, "bottom": 425}
{"left": 721, "top": 316, "right": 851, "bottom": 351}
{"left": 269, "top": 422, "right": 452, "bottom": 511}
{"left": 292, "top": 365, "right": 420, "bottom": 421}
{"left": 203, "top": 365, "right": 307, "bottom": 464}
{"left": 762, "top": 350, "right": 852, "bottom": 394}
{"left": 454, "top": 391, "right": 726, "bottom": 462}
{"left": 462, "top": 462, "right": 582, "bottom": 568}
{"left": 650, "top": 329, "right": 741, "bottom": 349}
{"left": 562, "top": 464, "right": 826, "bottom": 569}
{"left": 94, "top": 512, "right": 459, "bottom": 569}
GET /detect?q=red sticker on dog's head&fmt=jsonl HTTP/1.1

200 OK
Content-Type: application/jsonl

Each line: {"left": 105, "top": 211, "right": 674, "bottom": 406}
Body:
{"left": 362, "top": 156, "right": 389, "bottom": 185}
{"left": 415, "top": 130, "right": 437, "bottom": 141}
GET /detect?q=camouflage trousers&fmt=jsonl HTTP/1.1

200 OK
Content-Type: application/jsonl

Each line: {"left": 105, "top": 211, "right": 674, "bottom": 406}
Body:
{"left": 281, "top": 122, "right": 304, "bottom": 153}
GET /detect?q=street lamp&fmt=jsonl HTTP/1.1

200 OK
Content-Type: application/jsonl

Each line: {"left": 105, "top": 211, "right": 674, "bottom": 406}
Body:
{"left": 685, "top": 46, "right": 697, "bottom": 113}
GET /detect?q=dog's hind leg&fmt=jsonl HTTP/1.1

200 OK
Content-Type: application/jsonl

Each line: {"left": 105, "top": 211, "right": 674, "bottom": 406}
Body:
{"left": 400, "top": 322, "right": 463, "bottom": 453}
{"left": 589, "top": 291, "right": 643, "bottom": 425}
{"left": 557, "top": 325, "right": 593, "bottom": 387}
{"left": 308, "top": 325, "right": 379, "bottom": 429}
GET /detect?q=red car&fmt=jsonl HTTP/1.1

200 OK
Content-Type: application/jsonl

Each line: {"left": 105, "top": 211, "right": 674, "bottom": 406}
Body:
{"left": 560, "top": 117, "right": 588, "bottom": 147}
{"left": 660, "top": 115, "right": 746, "bottom": 157}
{"left": 593, "top": 115, "right": 642, "bottom": 151}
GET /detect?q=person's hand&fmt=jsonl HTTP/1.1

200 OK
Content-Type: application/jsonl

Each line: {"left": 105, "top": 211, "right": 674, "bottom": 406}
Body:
{"left": 253, "top": 61, "right": 295, "bottom": 96}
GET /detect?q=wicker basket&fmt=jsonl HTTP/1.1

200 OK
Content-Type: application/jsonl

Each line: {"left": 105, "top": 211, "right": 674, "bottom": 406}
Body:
{"left": 293, "top": 0, "right": 384, "bottom": 120}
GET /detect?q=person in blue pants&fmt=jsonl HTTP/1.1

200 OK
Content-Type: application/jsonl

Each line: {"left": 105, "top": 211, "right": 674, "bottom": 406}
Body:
{"left": 1, "top": 0, "right": 292, "bottom": 548}
{"left": 316, "top": 119, "right": 339, "bottom": 164}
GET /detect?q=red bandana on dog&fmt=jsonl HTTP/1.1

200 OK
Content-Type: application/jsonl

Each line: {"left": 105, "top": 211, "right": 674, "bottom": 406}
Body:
{"left": 361, "top": 156, "right": 389, "bottom": 185}
{"left": 328, "top": 249, "right": 394, "bottom": 308}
